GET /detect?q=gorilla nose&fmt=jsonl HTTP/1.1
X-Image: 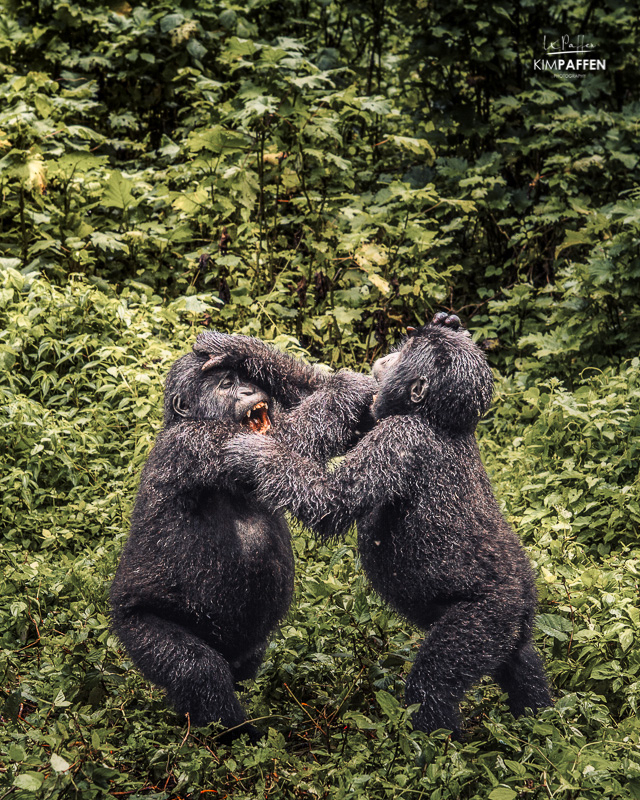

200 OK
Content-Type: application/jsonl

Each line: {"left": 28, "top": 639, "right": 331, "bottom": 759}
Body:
{"left": 372, "top": 352, "right": 399, "bottom": 382}
{"left": 239, "top": 385, "right": 262, "bottom": 399}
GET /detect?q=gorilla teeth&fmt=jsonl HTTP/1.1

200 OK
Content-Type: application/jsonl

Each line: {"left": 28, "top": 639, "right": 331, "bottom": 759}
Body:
{"left": 242, "top": 401, "right": 271, "bottom": 435}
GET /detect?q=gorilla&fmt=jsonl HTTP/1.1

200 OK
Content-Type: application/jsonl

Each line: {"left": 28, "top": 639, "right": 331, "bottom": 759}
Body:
{"left": 110, "top": 332, "right": 375, "bottom": 740}
{"left": 222, "top": 314, "right": 553, "bottom": 738}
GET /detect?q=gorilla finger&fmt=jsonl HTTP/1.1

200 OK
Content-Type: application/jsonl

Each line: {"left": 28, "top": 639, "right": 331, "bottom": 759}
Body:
{"left": 444, "top": 314, "right": 461, "bottom": 329}
{"left": 201, "top": 354, "right": 228, "bottom": 372}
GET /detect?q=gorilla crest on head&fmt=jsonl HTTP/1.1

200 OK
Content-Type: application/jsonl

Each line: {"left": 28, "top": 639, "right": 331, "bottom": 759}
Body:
{"left": 372, "top": 313, "right": 494, "bottom": 433}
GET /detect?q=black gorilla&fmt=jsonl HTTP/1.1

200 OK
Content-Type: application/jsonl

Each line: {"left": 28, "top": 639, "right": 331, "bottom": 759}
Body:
{"left": 223, "top": 315, "right": 552, "bottom": 737}
{"left": 110, "top": 333, "right": 374, "bottom": 739}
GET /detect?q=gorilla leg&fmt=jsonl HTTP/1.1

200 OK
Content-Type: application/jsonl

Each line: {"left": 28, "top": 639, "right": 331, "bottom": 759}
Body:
{"left": 230, "top": 643, "right": 268, "bottom": 686}
{"left": 494, "top": 641, "right": 552, "bottom": 717}
{"left": 405, "top": 597, "right": 517, "bottom": 737}
{"left": 116, "top": 610, "right": 257, "bottom": 737}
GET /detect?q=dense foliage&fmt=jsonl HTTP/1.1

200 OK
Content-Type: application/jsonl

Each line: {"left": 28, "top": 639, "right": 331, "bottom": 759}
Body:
{"left": 1, "top": 1, "right": 639, "bottom": 798}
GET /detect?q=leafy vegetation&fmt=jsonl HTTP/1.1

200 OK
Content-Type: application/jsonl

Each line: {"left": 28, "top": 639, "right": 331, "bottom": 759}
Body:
{"left": 1, "top": 1, "right": 639, "bottom": 798}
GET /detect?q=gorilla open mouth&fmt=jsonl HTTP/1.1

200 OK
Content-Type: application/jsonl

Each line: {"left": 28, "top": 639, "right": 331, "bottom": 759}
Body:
{"left": 241, "top": 401, "right": 271, "bottom": 434}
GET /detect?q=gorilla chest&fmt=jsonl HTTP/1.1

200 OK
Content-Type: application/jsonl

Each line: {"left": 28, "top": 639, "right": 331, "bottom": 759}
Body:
{"left": 233, "top": 513, "right": 285, "bottom": 560}
{"left": 188, "top": 495, "right": 295, "bottom": 598}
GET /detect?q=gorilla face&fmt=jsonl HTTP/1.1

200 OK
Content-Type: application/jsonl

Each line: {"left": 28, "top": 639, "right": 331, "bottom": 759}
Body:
{"left": 163, "top": 354, "right": 271, "bottom": 432}
{"left": 200, "top": 370, "right": 271, "bottom": 432}
{"left": 371, "top": 351, "right": 401, "bottom": 383}
{"left": 371, "top": 316, "right": 493, "bottom": 433}
{"left": 371, "top": 347, "right": 416, "bottom": 420}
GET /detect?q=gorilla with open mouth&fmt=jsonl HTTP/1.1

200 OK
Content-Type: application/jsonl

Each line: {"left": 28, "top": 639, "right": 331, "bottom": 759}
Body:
{"left": 110, "top": 332, "right": 375, "bottom": 740}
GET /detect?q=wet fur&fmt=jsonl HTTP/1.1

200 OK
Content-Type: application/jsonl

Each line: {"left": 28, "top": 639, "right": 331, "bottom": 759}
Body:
{"left": 110, "top": 335, "right": 375, "bottom": 738}
{"left": 223, "top": 323, "right": 552, "bottom": 737}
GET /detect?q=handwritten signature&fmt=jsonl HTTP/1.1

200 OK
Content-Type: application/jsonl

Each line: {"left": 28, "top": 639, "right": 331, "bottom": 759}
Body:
{"left": 543, "top": 35, "right": 596, "bottom": 55}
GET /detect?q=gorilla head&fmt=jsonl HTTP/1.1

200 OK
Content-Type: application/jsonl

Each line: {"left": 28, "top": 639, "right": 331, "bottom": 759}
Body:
{"left": 163, "top": 352, "right": 271, "bottom": 433}
{"left": 371, "top": 313, "right": 493, "bottom": 433}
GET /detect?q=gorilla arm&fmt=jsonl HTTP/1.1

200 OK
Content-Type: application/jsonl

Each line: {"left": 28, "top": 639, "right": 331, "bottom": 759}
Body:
{"left": 222, "top": 415, "right": 428, "bottom": 539}
{"left": 194, "top": 331, "right": 326, "bottom": 409}
{"left": 194, "top": 331, "right": 376, "bottom": 463}
{"left": 274, "top": 370, "right": 376, "bottom": 463}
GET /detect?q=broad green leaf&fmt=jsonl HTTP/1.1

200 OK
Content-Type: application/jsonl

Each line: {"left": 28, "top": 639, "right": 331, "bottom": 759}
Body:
{"left": 536, "top": 613, "right": 573, "bottom": 641}
{"left": 184, "top": 296, "right": 210, "bottom": 314}
{"left": 102, "top": 171, "right": 134, "bottom": 210}
{"left": 8, "top": 745, "right": 26, "bottom": 761}
{"left": 90, "top": 231, "right": 130, "bottom": 254}
{"left": 50, "top": 753, "right": 71, "bottom": 772}
{"left": 34, "top": 94, "right": 54, "bottom": 118}
{"left": 0, "top": 257, "right": 22, "bottom": 270}
{"left": 332, "top": 307, "right": 362, "bottom": 325}
{"left": 188, "top": 126, "right": 248, "bottom": 154}
{"left": 368, "top": 274, "right": 390, "bottom": 294}
{"left": 489, "top": 789, "right": 517, "bottom": 800}
{"left": 343, "top": 711, "right": 378, "bottom": 730}
{"left": 555, "top": 229, "right": 594, "bottom": 257}
{"left": 14, "top": 773, "right": 44, "bottom": 791}
{"left": 389, "top": 135, "right": 436, "bottom": 163}
{"left": 187, "top": 39, "right": 207, "bottom": 61}
{"left": 376, "top": 690, "right": 400, "bottom": 717}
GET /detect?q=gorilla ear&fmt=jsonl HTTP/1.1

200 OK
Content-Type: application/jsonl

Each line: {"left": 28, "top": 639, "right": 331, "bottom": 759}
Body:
{"left": 172, "top": 395, "right": 190, "bottom": 418}
{"left": 410, "top": 377, "right": 428, "bottom": 405}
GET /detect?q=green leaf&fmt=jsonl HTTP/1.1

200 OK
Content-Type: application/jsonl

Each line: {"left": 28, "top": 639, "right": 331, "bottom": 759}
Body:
{"left": 0, "top": 257, "right": 22, "bottom": 270}
{"left": 160, "top": 13, "right": 184, "bottom": 32}
{"left": 188, "top": 126, "right": 248, "bottom": 154}
{"left": 618, "top": 628, "right": 633, "bottom": 651}
{"left": 219, "top": 9, "right": 237, "bottom": 29}
{"left": 389, "top": 135, "right": 436, "bottom": 163}
{"left": 8, "top": 745, "right": 26, "bottom": 762}
{"left": 332, "top": 307, "right": 362, "bottom": 325}
{"left": 187, "top": 39, "right": 207, "bottom": 60}
{"left": 90, "top": 231, "right": 130, "bottom": 254}
{"left": 184, "top": 296, "right": 210, "bottom": 314}
{"left": 376, "top": 690, "right": 400, "bottom": 717}
{"left": 343, "top": 711, "right": 378, "bottom": 730}
{"left": 171, "top": 188, "right": 209, "bottom": 214}
{"left": 14, "top": 773, "right": 44, "bottom": 791}
{"left": 488, "top": 789, "right": 517, "bottom": 800}
{"left": 50, "top": 753, "right": 71, "bottom": 772}
{"left": 535, "top": 613, "right": 573, "bottom": 641}
{"left": 102, "top": 171, "right": 135, "bottom": 210}
{"left": 34, "top": 94, "right": 54, "bottom": 118}
{"left": 555, "top": 229, "right": 594, "bottom": 257}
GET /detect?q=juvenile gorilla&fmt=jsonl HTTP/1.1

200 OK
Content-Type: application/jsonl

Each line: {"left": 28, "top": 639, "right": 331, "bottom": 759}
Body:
{"left": 223, "top": 315, "right": 552, "bottom": 737}
{"left": 110, "top": 333, "right": 374, "bottom": 739}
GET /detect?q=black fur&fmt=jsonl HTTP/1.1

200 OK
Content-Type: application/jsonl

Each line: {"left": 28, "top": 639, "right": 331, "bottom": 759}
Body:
{"left": 110, "top": 333, "right": 375, "bottom": 739}
{"left": 223, "top": 319, "right": 552, "bottom": 737}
